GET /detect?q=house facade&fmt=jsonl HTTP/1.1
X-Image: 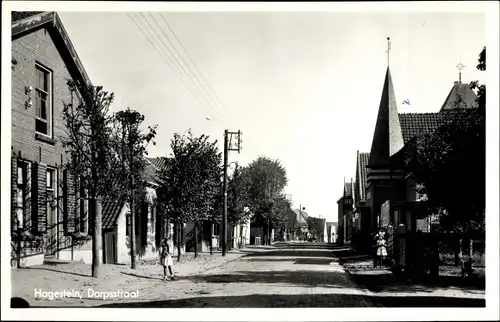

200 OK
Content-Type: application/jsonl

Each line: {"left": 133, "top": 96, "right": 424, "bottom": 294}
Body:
{"left": 364, "top": 66, "right": 479, "bottom": 237}
{"left": 11, "top": 11, "right": 94, "bottom": 267}
{"left": 336, "top": 181, "right": 354, "bottom": 245}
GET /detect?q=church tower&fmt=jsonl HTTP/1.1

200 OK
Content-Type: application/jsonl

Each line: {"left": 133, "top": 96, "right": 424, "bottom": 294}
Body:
{"left": 365, "top": 38, "right": 407, "bottom": 233}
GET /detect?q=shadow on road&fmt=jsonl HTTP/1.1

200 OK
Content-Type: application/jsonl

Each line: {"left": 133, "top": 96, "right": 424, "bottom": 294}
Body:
{"left": 96, "top": 293, "right": 485, "bottom": 308}
{"left": 22, "top": 267, "right": 90, "bottom": 278}
{"left": 242, "top": 249, "right": 334, "bottom": 258}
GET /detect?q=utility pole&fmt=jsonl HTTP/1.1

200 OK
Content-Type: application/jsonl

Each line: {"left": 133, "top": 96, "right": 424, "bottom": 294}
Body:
{"left": 222, "top": 129, "right": 242, "bottom": 256}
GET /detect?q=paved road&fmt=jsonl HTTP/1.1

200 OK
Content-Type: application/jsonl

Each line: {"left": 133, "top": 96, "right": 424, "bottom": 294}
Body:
{"left": 100, "top": 242, "right": 375, "bottom": 307}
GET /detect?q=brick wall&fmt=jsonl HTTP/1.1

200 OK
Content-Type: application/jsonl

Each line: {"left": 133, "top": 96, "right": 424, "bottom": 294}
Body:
{"left": 12, "top": 28, "right": 72, "bottom": 165}
{"left": 11, "top": 26, "right": 81, "bottom": 258}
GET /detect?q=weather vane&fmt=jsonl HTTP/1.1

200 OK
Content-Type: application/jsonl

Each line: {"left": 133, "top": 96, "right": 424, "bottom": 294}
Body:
{"left": 456, "top": 62, "right": 466, "bottom": 83}
{"left": 386, "top": 37, "right": 391, "bottom": 67}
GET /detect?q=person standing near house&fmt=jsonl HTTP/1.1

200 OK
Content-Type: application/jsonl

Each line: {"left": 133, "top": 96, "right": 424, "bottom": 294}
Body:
{"left": 160, "top": 238, "right": 175, "bottom": 281}
{"left": 374, "top": 229, "right": 388, "bottom": 267}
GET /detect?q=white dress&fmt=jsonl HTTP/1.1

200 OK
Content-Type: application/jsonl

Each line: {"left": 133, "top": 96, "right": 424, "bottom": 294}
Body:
{"left": 376, "top": 239, "right": 387, "bottom": 257}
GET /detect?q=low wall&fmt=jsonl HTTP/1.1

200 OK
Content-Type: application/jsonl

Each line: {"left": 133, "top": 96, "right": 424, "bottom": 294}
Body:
{"left": 10, "top": 239, "right": 45, "bottom": 268}
{"left": 58, "top": 239, "right": 96, "bottom": 264}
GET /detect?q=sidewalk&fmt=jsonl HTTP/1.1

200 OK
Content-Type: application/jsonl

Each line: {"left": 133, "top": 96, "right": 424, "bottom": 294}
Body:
{"left": 331, "top": 246, "right": 485, "bottom": 307}
{"left": 11, "top": 250, "right": 244, "bottom": 307}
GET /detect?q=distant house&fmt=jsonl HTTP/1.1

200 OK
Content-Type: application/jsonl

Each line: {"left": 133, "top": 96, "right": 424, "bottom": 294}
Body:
{"left": 10, "top": 11, "right": 94, "bottom": 267}
{"left": 337, "top": 181, "right": 354, "bottom": 245}
{"left": 326, "top": 222, "right": 338, "bottom": 243}
{"left": 284, "top": 208, "right": 309, "bottom": 241}
{"left": 101, "top": 160, "right": 163, "bottom": 264}
{"left": 306, "top": 216, "right": 326, "bottom": 242}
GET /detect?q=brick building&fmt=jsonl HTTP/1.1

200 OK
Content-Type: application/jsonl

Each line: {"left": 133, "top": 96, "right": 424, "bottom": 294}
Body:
{"left": 11, "top": 12, "right": 94, "bottom": 266}
{"left": 362, "top": 65, "right": 479, "bottom": 236}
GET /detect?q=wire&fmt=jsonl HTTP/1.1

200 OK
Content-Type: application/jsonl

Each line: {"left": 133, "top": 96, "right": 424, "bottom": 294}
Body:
{"left": 159, "top": 13, "right": 236, "bottom": 126}
{"left": 128, "top": 13, "right": 219, "bottom": 121}
{"left": 151, "top": 13, "right": 227, "bottom": 122}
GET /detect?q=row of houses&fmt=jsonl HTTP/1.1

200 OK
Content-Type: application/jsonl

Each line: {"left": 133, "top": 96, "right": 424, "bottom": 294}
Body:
{"left": 337, "top": 59, "right": 480, "bottom": 249}
{"left": 10, "top": 11, "right": 252, "bottom": 268}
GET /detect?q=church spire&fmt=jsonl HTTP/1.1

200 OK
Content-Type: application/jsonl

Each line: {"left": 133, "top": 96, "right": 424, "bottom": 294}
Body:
{"left": 368, "top": 38, "right": 404, "bottom": 168}
{"left": 386, "top": 37, "right": 391, "bottom": 67}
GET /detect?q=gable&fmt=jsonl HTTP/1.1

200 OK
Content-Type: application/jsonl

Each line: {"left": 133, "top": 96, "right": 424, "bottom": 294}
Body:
{"left": 440, "top": 82, "right": 478, "bottom": 111}
{"left": 12, "top": 12, "right": 91, "bottom": 91}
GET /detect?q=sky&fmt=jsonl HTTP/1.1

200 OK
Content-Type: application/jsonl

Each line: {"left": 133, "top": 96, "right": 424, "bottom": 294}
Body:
{"left": 53, "top": 10, "right": 486, "bottom": 223}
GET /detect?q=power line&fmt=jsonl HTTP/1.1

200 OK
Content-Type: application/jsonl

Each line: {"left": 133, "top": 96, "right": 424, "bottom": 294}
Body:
{"left": 128, "top": 13, "right": 219, "bottom": 121}
{"left": 151, "top": 13, "right": 228, "bottom": 122}
{"left": 146, "top": 12, "right": 226, "bottom": 122}
{"left": 159, "top": 13, "right": 237, "bottom": 126}
{"left": 129, "top": 13, "right": 256, "bottom": 153}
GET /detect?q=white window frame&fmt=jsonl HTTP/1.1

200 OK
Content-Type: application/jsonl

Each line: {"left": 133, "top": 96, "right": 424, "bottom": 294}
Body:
{"left": 16, "top": 161, "right": 30, "bottom": 230}
{"left": 35, "top": 63, "right": 52, "bottom": 138}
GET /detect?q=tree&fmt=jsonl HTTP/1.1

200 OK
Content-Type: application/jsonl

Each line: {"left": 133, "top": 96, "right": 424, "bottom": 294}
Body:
{"left": 62, "top": 81, "right": 116, "bottom": 278}
{"left": 159, "top": 130, "right": 222, "bottom": 260}
{"left": 469, "top": 46, "right": 486, "bottom": 111}
{"left": 110, "top": 107, "right": 157, "bottom": 269}
{"left": 227, "top": 164, "right": 251, "bottom": 226}
{"left": 405, "top": 47, "right": 486, "bottom": 234}
{"left": 244, "top": 156, "right": 288, "bottom": 245}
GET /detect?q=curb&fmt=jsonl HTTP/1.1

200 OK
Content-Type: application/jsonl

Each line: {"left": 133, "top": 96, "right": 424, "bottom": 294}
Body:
{"left": 331, "top": 251, "right": 382, "bottom": 308}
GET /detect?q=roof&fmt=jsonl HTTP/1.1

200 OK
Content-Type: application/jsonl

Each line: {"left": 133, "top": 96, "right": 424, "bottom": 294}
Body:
{"left": 102, "top": 199, "right": 127, "bottom": 230}
{"left": 356, "top": 152, "right": 370, "bottom": 201}
{"left": 102, "top": 162, "right": 160, "bottom": 230}
{"left": 148, "top": 156, "right": 169, "bottom": 171}
{"left": 12, "top": 11, "right": 44, "bottom": 22}
{"left": 12, "top": 12, "right": 92, "bottom": 91}
{"left": 368, "top": 67, "right": 405, "bottom": 168}
{"left": 440, "top": 81, "right": 478, "bottom": 111}
{"left": 344, "top": 182, "right": 353, "bottom": 197}
{"left": 398, "top": 112, "right": 445, "bottom": 144}
{"left": 289, "top": 208, "right": 309, "bottom": 227}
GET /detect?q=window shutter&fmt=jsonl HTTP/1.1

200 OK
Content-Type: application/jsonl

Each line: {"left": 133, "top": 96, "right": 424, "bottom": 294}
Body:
{"left": 37, "top": 163, "right": 48, "bottom": 233}
{"left": 11, "top": 157, "right": 18, "bottom": 232}
{"left": 63, "top": 170, "right": 77, "bottom": 234}
{"left": 31, "top": 163, "right": 39, "bottom": 232}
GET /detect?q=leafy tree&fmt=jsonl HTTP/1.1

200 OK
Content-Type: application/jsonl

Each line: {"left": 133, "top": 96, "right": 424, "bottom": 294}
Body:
{"left": 227, "top": 164, "right": 251, "bottom": 226}
{"left": 244, "top": 156, "right": 288, "bottom": 245}
{"left": 62, "top": 81, "right": 116, "bottom": 278}
{"left": 405, "top": 47, "right": 486, "bottom": 234}
{"left": 110, "top": 107, "right": 157, "bottom": 269}
{"left": 469, "top": 46, "right": 486, "bottom": 111}
{"left": 159, "top": 130, "right": 222, "bottom": 260}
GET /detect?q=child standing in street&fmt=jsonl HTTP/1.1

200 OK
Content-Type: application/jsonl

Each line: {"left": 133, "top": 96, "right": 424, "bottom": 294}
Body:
{"left": 160, "top": 238, "right": 175, "bottom": 281}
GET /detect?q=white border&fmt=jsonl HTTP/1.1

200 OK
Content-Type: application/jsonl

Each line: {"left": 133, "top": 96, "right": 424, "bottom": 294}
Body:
{"left": 2, "top": 1, "right": 499, "bottom": 321}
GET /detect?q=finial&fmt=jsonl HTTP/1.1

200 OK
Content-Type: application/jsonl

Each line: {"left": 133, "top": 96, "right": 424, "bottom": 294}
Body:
{"left": 386, "top": 37, "right": 391, "bottom": 67}
{"left": 456, "top": 62, "right": 465, "bottom": 83}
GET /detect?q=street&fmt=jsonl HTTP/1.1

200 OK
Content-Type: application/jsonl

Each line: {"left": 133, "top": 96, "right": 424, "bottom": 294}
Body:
{"left": 11, "top": 242, "right": 485, "bottom": 308}
{"left": 100, "top": 243, "right": 375, "bottom": 308}
{"left": 12, "top": 243, "right": 375, "bottom": 308}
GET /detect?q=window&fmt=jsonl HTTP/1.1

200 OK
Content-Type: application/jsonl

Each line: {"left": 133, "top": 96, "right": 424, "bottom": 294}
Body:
{"left": 46, "top": 168, "right": 57, "bottom": 231}
{"left": 35, "top": 64, "right": 52, "bottom": 136}
{"left": 16, "top": 162, "right": 29, "bottom": 230}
